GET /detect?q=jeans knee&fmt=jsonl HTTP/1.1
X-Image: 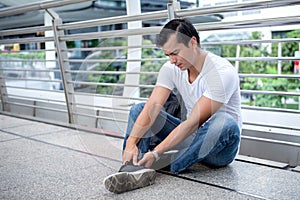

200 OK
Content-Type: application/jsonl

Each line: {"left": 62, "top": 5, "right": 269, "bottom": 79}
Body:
{"left": 130, "top": 102, "right": 145, "bottom": 113}
{"left": 128, "top": 102, "right": 145, "bottom": 119}
{"left": 214, "top": 112, "right": 240, "bottom": 134}
{"left": 214, "top": 112, "right": 232, "bottom": 124}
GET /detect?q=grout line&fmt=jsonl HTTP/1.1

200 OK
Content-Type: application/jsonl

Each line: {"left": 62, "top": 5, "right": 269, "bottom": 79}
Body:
{"left": 0, "top": 128, "right": 122, "bottom": 164}
{"left": 235, "top": 155, "right": 290, "bottom": 169}
{"left": 0, "top": 129, "right": 68, "bottom": 143}
{"left": 157, "top": 170, "right": 270, "bottom": 200}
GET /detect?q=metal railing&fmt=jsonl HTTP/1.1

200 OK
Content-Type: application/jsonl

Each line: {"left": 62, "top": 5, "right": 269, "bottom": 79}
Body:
{"left": 0, "top": 0, "right": 300, "bottom": 165}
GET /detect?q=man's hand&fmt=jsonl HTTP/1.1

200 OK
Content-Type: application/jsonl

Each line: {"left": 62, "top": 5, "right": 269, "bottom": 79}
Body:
{"left": 138, "top": 151, "right": 156, "bottom": 168}
{"left": 122, "top": 144, "right": 139, "bottom": 165}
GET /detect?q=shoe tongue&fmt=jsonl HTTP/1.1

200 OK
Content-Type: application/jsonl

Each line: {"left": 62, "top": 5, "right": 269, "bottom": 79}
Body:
{"left": 118, "top": 162, "right": 145, "bottom": 172}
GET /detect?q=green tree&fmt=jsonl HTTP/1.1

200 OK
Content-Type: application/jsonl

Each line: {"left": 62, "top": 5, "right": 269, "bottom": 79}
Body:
{"left": 269, "top": 29, "right": 300, "bottom": 107}
{"left": 82, "top": 32, "right": 299, "bottom": 109}
{"left": 139, "top": 39, "right": 166, "bottom": 97}
{"left": 83, "top": 38, "right": 166, "bottom": 97}
{"left": 271, "top": 29, "right": 300, "bottom": 73}
{"left": 220, "top": 31, "right": 299, "bottom": 109}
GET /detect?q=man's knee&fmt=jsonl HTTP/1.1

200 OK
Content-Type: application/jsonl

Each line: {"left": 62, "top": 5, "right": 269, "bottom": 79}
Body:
{"left": 213, "top": 112, "right": 240, "bottom": 134}
{"left": 130, "top": 102, "right": 145, "bottom": 113}
{"left": 202, "top": 155, "right": 235, "bottom": 168}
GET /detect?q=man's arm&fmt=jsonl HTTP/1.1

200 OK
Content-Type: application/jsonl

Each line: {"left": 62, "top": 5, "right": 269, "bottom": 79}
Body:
{"left": 138, "top": 95, "right": 223, "bottom": 168}
{"left": 123, "top": 86, "right": 171, "bottom": 165}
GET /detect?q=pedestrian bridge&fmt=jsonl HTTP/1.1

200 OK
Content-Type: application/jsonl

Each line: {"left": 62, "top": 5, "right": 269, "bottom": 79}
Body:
{"left": 0, "top": 0, "right": 300, "bottom": 199}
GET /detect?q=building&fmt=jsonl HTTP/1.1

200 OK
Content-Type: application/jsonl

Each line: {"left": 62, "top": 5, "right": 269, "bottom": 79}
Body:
{"left": 0, "top": 0, "right": 223, "bottom": 52}
{"left": 196, "top": 0, "right": 300, "bottom": 41}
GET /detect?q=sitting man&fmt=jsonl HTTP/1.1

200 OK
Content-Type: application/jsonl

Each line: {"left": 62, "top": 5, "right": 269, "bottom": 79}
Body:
{"left": 104, "top": 18, "right": 242, "bottom": 194}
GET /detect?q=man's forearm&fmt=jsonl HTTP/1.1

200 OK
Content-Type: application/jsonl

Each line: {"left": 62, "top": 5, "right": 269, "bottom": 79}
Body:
{"left": 126, "top": 102, "right": 163, "bottom": 146}
{"left": 153, "top": 96, "right": 223, "bottom": 156}
{"left": 153, "top": 119, "right": 198, "bottom": 156}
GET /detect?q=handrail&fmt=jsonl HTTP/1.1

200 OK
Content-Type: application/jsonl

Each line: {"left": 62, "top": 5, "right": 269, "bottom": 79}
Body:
{"left": 8, "top": 93, "right": 65, "bottom": 103}
{"left": 4, "top": 85, "right": 60, "bottom": 93}
{"left": 6, "top": 101, "right": 67, "bottom": 113}
{"left": 0, "top": 68, "right": 61, "bottom": 73}
{"left": 65, "top": 58, "right": 167, "bottom": 63}
{"left": 241, "top": 90, "right": 300, "bottom": 97}
{"left": 0, "top": 37, "right": 54, "bottom": 45}
{"left": 67, "top": 81, "right": 155, "bottom": 89}
{"left": 202, "top": 38, "right": 300, "bottom": 45}
{"left": 66, "top": 71, "right": 159, "bottom": 75}
{"left": 227, "top": 57, "right": 300, "bottom": 61}
{"left": 243, "top": 122, "right": 300, "bottom": 132}
{"left": 0, "top": 26, "right": 52, "bottom": 37}
{"left": 0, "top": 59, "right": 56, "bottom": 62}
{"left": 60, "top": 26, "right": 162, "bottom": 41}
{"left": 3, "top": 77, "right": 61, "bottom": 83}
{"left": 58, "top": 10, "right": 168, "bottom": 31}
{"left": 194, "top": 15, "right": 300, "bottom": 31}
{"left": 0, "top": 0, "right": 93, "bottom": 17}
{"left": 177, "top": 0, "right": 300, "bottom": 17}
{"left": 65, "top": 45, "right": 156, "bottom": 51}
{"left": 242, "top": 105, "right": 300, "bottom": 114}
{"left": 239, "top": 74, "right": 300, "bottom": 79}
{"left": 74, "top": 92, "right": 148, "bottom": 101}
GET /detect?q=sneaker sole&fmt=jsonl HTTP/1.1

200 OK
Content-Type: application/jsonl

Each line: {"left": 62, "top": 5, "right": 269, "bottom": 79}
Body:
{"left": 103, "top": 169, "right": 156, "bottom": 194}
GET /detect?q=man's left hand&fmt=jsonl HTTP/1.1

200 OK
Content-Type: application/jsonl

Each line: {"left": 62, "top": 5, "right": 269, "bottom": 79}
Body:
{"left": 138, "top": 151, "right": 156, "bottom": 168}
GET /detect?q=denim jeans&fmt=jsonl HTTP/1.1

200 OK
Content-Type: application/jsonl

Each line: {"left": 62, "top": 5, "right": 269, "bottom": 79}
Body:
{"left": 123, "top": 102, "right": 241, "bottom": 174}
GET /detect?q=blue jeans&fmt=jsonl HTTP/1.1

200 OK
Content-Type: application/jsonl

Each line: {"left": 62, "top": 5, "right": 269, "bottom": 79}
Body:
{"left": 123, "top": 102, "right": 240, "bottom": 174}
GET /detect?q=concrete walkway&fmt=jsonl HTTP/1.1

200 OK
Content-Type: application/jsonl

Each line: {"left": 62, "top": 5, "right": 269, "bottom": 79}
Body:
{"left": 1, "top": 114, "right": 299, "bottom": 199}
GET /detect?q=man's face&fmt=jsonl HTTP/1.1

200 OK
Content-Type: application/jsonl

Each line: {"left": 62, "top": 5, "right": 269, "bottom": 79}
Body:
{"left": 162, "top": 34, "right": 195, "bottom": 71}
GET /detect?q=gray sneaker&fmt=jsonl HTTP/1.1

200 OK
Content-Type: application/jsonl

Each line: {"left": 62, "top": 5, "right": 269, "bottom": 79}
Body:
{"left": 103, "top": 162, "right": 156, "bottom": 194}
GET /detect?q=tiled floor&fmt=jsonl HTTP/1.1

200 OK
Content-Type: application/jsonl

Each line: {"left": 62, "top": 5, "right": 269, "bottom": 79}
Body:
{"left": 1, "top": 114, "right": 299, "bottom": 199}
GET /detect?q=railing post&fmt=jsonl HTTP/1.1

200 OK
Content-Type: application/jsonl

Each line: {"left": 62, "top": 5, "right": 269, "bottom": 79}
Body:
{"left": 46, "top": 9, "right": 75, "bottom": 124}
{"left": 235, "top": 44, "right": 240, "bottom": 72}
{"left": 167, "top": 0, "right": 181, "bottom": 20}
{"left": 0, "top": 66, "right": 10, "bottom": 112}
{"left": 44, "top": 11, "right": 56, "bottom": 84}
{"left": 122, "top": 0, "right": 142, "bottom": 101}
{"left": 277, "top": 42, "right": 282, "bottom": 74}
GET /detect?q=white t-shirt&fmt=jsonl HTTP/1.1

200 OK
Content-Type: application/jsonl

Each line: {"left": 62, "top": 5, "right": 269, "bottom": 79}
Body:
{"left": 156, "top": 52, "right": 242, "bottom": 130}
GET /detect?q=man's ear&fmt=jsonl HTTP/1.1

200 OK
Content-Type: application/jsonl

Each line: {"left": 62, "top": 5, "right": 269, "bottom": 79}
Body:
{"left": 190, "top": 36, "right": 198, "bottom": 48}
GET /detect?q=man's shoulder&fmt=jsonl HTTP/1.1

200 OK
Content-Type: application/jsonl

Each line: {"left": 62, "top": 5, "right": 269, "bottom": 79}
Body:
{"left": 160, "top": 61, "right": 180, "bottom": 74}
{"left": 205, "top": 53, "right": 235, "bottom": 73}
{"left": 161, "top": 61, "right": 174, "bottom": 68}
{"left": 206, "top": 52, "right": 231, "bottom": 65}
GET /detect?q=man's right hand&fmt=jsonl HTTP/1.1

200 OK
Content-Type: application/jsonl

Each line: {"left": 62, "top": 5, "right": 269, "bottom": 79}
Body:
{"left": 122, "top": 142, "right": 139, "bottom": 165}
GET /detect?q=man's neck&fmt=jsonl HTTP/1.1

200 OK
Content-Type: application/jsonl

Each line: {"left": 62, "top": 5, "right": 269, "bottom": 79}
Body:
{"left": 188, "top": 49, "right": 207, "bottom": 83}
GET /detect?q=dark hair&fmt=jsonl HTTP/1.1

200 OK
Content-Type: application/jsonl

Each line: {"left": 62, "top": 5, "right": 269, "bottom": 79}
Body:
{"left": 156, "top": 18, "right": 200, "bottom": 48}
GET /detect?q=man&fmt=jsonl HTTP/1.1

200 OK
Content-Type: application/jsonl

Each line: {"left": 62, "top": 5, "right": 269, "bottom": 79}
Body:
{"left": 104, "top": 18, "right": 242, "bottom": 194}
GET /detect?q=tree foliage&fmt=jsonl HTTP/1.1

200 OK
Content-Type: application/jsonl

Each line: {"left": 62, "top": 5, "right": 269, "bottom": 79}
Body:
{"left": 220, "top": 30, "right": 299, "bottom": 109}
{"left": 81, "top": 31, "right": 299, "bottom": 109}
{"left": 81, "top": 38, "right": 165, "bottom": 97}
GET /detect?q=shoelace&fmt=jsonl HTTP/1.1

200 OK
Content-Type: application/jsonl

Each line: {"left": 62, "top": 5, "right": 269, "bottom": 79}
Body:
{"left": 118, "top": 160, "right": 145, "bottom": 172}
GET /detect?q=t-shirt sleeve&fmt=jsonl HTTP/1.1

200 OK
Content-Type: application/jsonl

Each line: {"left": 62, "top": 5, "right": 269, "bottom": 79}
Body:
{"left": 203, "top": 66, "right": 238, "bottom": 104}
{"left": 156, "top": 62, "right": 175, "bottom": 90}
